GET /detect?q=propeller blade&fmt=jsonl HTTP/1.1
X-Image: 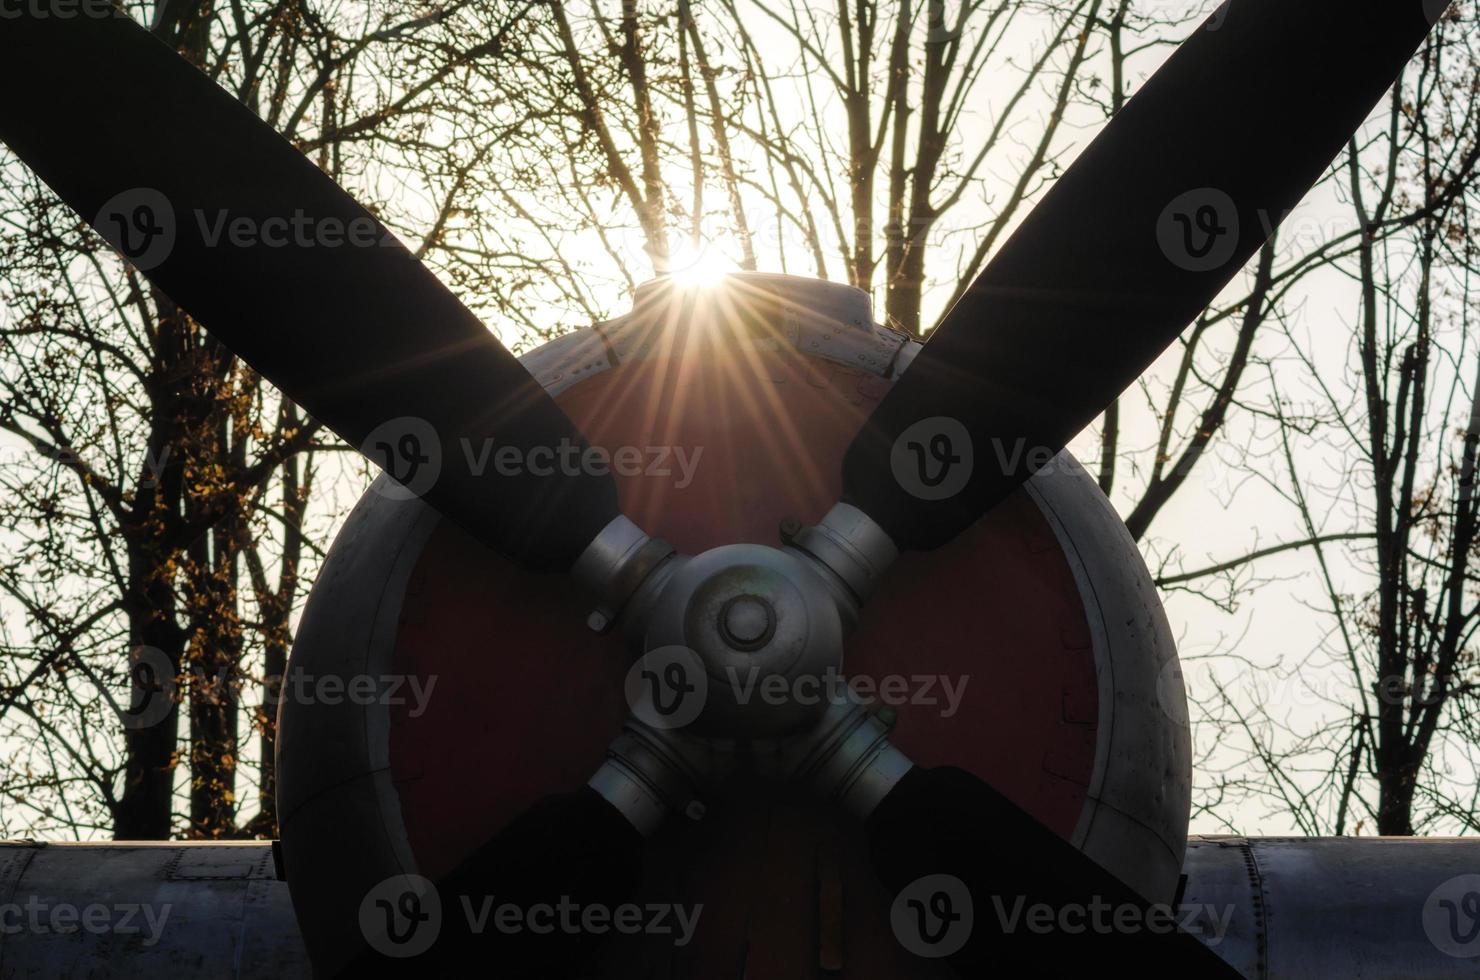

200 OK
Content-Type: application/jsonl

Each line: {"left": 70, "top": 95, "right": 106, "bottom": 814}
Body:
{"left": 867, "top": 766, "right": 1243, "bottom": 977}
{"left": 845, "top": 0, "right": 1446, "bottom": 550}
{"left": 0, "top": 12, "right": 618, "bottom": 570}
{"left": 348, "top": 787, "right": 647, "bottom": 977}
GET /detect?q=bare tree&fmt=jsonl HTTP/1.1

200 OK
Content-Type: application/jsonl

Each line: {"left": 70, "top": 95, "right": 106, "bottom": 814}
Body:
{"left": 1159, "top": 3, "right": 1480, "bottom": 835}
{"left": 0, "top": 0, "right": 534, "bottom": 839}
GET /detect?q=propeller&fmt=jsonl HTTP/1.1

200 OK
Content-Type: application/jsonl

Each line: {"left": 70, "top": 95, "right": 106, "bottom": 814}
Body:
{"left": 865, "top": 766, "right": 1242, "bottom": 977}
{"left": 0, "top": 22, "right": 667, "bottom": 970}
{"left": 844, "top": 0, "right": 1447, "bottom": 550}
{"left": 0, "top": 11, "right": 617, "bottom": 571}
{"left": 348, "top": 786, "right": 649, "bottom": 978}
{"left": 824, "top": 0, "right": 1449, "bottom": 975}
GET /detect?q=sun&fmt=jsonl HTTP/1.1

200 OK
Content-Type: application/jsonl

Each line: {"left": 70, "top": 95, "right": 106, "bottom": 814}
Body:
{"left": 667, "top": 239, "right": 736, "bottom": 288}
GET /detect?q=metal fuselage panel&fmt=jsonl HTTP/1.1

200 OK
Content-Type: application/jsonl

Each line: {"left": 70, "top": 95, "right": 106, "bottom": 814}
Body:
{"left": 6, "top": 837, "right": 1480, "bottom": 977}
{"left": 0, "top": 842, "right": 307, "bottom": 979}
{"left": 1182, "top": 836, "right": 1480, "bottom": 979}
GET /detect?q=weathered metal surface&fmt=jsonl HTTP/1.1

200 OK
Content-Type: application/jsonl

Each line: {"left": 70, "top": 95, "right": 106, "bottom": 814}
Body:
{"left": 0, "top": 841, "right": 307, "bottom": 978}
{"left": 1183, "top": 835, "right": 1480, "bottom": 978}
{"left": 1027, "top": 452, "right": 1190, "bottom": 903}
{"left": 273, "top": 487, "right": 437, "bottom": 975}
{"left": 10, "top": 836, "right": 1480, "bottom": 977}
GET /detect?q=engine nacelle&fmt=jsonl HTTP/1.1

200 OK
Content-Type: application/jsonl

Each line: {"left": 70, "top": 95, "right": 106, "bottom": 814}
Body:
{"left": 276, "top": 273, "right": 1191, "bottom": 976}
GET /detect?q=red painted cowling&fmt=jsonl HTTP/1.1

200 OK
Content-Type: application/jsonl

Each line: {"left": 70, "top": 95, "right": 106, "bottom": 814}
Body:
{"left": 275, "top": 274, "right": 1191, "bottom": 977}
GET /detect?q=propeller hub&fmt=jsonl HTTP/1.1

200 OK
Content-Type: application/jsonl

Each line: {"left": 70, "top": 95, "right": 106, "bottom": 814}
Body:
{"left": 643, "top": 543, "right": 845, "bottom": 738}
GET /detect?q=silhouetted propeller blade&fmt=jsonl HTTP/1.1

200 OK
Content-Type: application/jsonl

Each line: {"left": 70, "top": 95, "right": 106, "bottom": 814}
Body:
{"left": 867, "top": 767, "right": 1242, "bottom": 977}
{"left": 845, "top": 0, "right": 1446, "bottom": 550}
{"left": 0, "top": 13, "right": 617, "bottom": 571}
{"left": 346, "top": 787, "right": 647, "bottom": 977}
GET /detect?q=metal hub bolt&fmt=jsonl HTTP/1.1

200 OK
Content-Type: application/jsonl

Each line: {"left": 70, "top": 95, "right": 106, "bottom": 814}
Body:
{"left": 718, "top": 594, "right": 774, "bottom": 651}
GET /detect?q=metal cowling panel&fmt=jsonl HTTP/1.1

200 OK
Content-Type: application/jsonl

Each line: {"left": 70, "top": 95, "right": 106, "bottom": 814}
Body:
{"left": 0, "top": 842, "right": 309, "bottom": 979}
{"left": 1182, "top": 836, "right": 1480, "bottom": 979}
